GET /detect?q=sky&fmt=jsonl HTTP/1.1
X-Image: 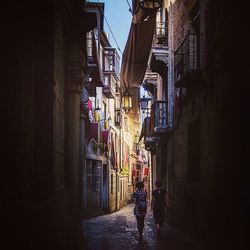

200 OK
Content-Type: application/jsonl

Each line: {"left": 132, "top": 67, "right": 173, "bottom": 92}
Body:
{"left": 89, "top": 0, "right": 132, "bottom": 57}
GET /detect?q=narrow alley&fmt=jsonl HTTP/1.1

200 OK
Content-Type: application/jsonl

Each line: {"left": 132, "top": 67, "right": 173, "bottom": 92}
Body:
{"left": 2, "top": 0, "right": 247, "bottom": 250}
{"left": 82, "top": 203, "right": 201, "bottom": 250}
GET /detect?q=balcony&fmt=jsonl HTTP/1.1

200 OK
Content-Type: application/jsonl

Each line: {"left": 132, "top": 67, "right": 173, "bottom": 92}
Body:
{"left": 154, "top": 21, "right": 168, "bottom": 45}
{"left": 138, "top": 116, "right": 158, "bottom": 152}
{"left": 174, "top": 32, "right": 200, "bottom": 87}
{"left": 154, "top": 100, "right": 167, "bottom": 133}
{"left": 149, "top": 36, "right": 168, "bottom": 77}
{"left": 86, "top": 31, "right": 96, "bottom": 69}
{"left": 103, "top": 48, "right": 120, "bottom": 80}
{"left": 114, "top": 109, "right": 123, "bottom": 128}
{"left": 103, "top": 73, "right": 116, "bottom": 99}
{"left": 86, "top": 30, "right": 104, "bottom": 88}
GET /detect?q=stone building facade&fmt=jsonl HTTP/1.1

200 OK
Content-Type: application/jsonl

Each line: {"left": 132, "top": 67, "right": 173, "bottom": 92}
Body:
{"left": 2, "top": 1, "right": 97, "bottom": 249}
{"left": 82, "top": 2, "right": 139, "bottom": 218}
{"left": 160, "top": 0, "right": 247, "bottom": 248}
{"left": 136, "top": 0, "right": 247, "bottom": 248}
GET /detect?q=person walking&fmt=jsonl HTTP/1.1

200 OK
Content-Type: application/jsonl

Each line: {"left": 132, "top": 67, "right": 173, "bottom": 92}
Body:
{"left": 133, "top": 181, "right": 147, "bottom": 240}
{"left": 151, "top": 180, "right": 167, "bottom": 236}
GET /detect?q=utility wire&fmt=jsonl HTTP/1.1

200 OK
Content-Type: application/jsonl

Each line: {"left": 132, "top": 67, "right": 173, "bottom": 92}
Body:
{"left": 100, "top": 7, "right": 123, "bottom": 55}
{"left": 126, "top": 0, "right": 133, "bottom": 14}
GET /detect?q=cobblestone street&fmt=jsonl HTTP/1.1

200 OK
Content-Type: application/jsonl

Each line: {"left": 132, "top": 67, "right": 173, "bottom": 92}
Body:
{"left": 82, "top": 203, "right": 201, "bottom": 250}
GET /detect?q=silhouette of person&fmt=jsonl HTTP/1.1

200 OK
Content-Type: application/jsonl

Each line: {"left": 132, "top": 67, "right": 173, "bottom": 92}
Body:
{"left": 151, "top": 180, "right": 167, "bottom": 236}
{"left": 135, "top": 176, "right": 139, "bottom": 189}
{"left": 133, "top": 181, "right": 147, "bottom": 240}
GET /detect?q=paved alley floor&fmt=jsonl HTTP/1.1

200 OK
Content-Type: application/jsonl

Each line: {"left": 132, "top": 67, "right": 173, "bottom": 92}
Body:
{"left": 81, "top": 203, "right": 201, "bottom": 250}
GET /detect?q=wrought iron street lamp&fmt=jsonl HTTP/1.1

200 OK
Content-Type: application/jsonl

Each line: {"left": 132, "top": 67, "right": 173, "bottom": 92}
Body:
{"left": 139, "top": 95, "right": 151, "bottom": 117}
{"left": 139, "top": 96, "right": 151, "bottom": 110}
{"left": 122, "top": 89, "right": 132, "bottom": 113}
{"left": 138, "top": 0, "right": 163, "bottom": 11}
{"left": 134, "top": 132, "right": 140, "bottom": 144}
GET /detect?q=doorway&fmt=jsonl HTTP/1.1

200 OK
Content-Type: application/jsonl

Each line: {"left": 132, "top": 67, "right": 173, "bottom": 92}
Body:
{"left": 102, "top": 164, "right": 108, "bottom": 213}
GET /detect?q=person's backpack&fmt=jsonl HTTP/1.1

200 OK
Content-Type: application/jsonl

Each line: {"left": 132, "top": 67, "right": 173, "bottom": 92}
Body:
{"left": 137, "top": 192, "right": 147, "bottom": 213}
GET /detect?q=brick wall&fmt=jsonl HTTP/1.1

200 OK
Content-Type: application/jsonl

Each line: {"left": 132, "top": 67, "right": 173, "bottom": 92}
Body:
{"left": 85, "top": 159, "right": 103, "bottom": 217}
{"left": 165, "top": 0, "right": 248, "bottom": 248}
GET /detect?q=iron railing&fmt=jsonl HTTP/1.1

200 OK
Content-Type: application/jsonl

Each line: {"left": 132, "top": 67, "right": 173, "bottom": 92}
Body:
{"left": 154, "top": 100, "right": 167, "bottom": 132}
{"left": 153, "top": 21, "right": 168, "bottom": 45}
{"left": 103, "top": 73, "right": 116, "bottom": 98}
{"left": 103, "top": 48, "right": 120, "bottom": 79}
{"left": 174, "top": 32, "right": 198, "bottom": 85}
{"left": 155, "top": 21, "right": 167, "bottom": 36}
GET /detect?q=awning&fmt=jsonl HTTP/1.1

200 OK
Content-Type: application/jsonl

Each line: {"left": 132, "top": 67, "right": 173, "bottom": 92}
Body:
{"left": 101, "top": 130, "right": 110, "bottom": 145}
{"left": 120, "top": 0, "right": 157, "bottom": 90}
{"left": 87, "top": 122, "right": 99, "bottom": 142}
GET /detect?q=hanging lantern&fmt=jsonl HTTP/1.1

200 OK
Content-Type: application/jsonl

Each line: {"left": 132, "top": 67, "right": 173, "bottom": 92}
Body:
{"left": 134, "top": 131, "right": 140, "bottom": 144}
{"left": 122, "top": 89, "right": 132, "bottom": 113}
{"left": 139, "top": 0, "right": 163, "bottom": 10}
{"left": 139, "top": 96, "right": 151, "bottom": 110}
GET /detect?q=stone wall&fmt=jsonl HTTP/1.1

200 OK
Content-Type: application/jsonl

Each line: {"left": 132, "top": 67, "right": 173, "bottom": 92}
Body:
{"left": 109, "top": 171, "right": 117, "bottom": 212}
{"left": 1, "top": 1, "right": 89, "bottom": 249}
{"left": 85, "top": 158, "right": 103, "bottom": 217}
{"left": 165, "top": 0, "right": 248, "bottom": 248}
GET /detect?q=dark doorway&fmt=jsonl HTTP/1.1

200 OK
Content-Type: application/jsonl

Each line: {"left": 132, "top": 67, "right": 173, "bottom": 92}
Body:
{"left": 102, "top": 164, "right": 108, "bottom": 213}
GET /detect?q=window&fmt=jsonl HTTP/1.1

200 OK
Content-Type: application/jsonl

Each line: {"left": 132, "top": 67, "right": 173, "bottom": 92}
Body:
{"left": 104, "top": 49, "right": 114, "bottom": 71}
{"left": 156, "top": 8, "right": 167, "bottom": 36}
{"left": 190, "top": 2, "right": 200, "bottom": 69}
{"left": 86, "top": 31, "right": 93, "bottom": 57}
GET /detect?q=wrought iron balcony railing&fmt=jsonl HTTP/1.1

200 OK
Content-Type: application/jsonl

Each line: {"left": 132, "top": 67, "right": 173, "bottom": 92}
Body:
{"left": 154, "top": 21, "right": 168, "bottom": 45}
{"left": 103, "top": 73, "right": 116, "bottom": 99}
{"left": 174, "top": 32, "right": 199, "bottom": 86}
{"left": 103, "top": 48, "right": 120, "bottom": 80}
{"left": 154, "top": 100, "right": 167, "bottom": 132}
